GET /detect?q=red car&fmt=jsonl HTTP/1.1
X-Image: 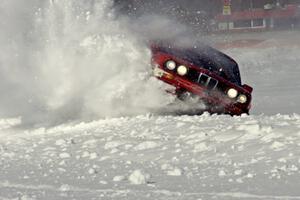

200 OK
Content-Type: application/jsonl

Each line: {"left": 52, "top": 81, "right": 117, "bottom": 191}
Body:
{"left": 151, "top": 41, "right": 253, "bottom": 115}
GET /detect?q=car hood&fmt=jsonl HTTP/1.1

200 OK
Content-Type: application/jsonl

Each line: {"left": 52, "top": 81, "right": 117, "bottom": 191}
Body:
{"left": 151, "top": 40, "right": 242, "bottom": 86}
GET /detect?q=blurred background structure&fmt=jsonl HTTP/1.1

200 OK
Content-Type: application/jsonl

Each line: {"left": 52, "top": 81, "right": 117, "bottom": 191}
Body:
{"left": 114, "top": 0, "right": 300, "bottom": 33}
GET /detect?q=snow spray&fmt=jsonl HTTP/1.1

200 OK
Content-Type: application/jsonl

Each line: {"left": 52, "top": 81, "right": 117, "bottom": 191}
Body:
{"left": 0, "top": 0, "right": 178, "bottom": 126}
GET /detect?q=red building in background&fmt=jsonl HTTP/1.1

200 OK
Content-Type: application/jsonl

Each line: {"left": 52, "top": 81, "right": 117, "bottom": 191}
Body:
{"left": 215, "top": 0, "right": 300, "bottom": 31}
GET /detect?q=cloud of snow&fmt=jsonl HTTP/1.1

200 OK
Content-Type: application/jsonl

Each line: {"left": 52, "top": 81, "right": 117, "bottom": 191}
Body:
{"left": 0, "top": 0, "right": 195, "bottom": 126}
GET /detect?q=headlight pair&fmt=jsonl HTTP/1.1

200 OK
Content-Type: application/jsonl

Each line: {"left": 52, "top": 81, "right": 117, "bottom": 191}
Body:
{"left": 165, "top": 60, "right": 188, "bottom": 76}
{"left": 227, "top": 88, "right": 247, "bottom": 104}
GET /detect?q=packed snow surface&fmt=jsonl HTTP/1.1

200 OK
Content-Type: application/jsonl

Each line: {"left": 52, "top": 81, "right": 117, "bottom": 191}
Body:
{"left": 1, "top": 0, "right": 300, "bottom": 199}
{"left": 1, "top": 113, "right": 300, "bottom": 200}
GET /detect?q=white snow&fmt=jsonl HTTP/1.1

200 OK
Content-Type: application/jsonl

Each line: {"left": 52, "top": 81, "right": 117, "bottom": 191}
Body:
{"left": 133, "top": 141, "right": 160, "bottom": 151}
{"left": 1, "top": 110, "right": 299, "bottom": 199}
{"left": 218, "top": 170, "right": 226, "bottom": 177}
{"left": 167, "top": 168, "right": 183, "bottom": 176}
{"left": 0, "top": 0, "right": 300, "bottom": 199}
{"left": 2, "top": 113, "right": 298, "bottom": 199}
{"left": 59, "top": 184, "right": 71, "bottom": 192}
{"left": 58, "top": 152, "right": 71, "bottom": 159}
{"left": 113, "top": 176, "right": 126, "bottom": 182}
{"left": 104, "top": 141, "right": 124, "bottom": 150}
{"left": 128, "top": 170, "right": 151, "bottom": 185}
{"left": 0, "top": 117, "right": 21, "bottom": 130}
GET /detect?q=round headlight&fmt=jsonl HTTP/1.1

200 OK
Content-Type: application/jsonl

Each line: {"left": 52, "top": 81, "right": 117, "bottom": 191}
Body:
{"left": 165, "top": 60, "right": 176, "bottom": 70}
{"left": 237, "top": 94, "right": 247, "bottom": 103}
{"left": 227, "top": 88, "right": 238, "bottom": 98}
{"left": 177, "top": 65, "right": 188, "bottom": 76}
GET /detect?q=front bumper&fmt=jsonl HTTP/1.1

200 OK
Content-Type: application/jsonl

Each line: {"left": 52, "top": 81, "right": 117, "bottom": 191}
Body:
{"left": 153, "top": 66, "right": 251, "bottom": 115}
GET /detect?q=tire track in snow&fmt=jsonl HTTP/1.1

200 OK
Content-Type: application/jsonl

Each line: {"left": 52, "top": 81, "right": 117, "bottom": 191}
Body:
{"left": 1, "top": 181, "right": 300, "bottom": 200}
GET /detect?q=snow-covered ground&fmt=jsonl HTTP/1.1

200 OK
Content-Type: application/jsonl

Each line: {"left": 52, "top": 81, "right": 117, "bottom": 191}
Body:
{"left": 1, "top": 113, "right": 300, "bottom": 199}
{"left": 1, "top": 1, "right": 300, "bottom": 199}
